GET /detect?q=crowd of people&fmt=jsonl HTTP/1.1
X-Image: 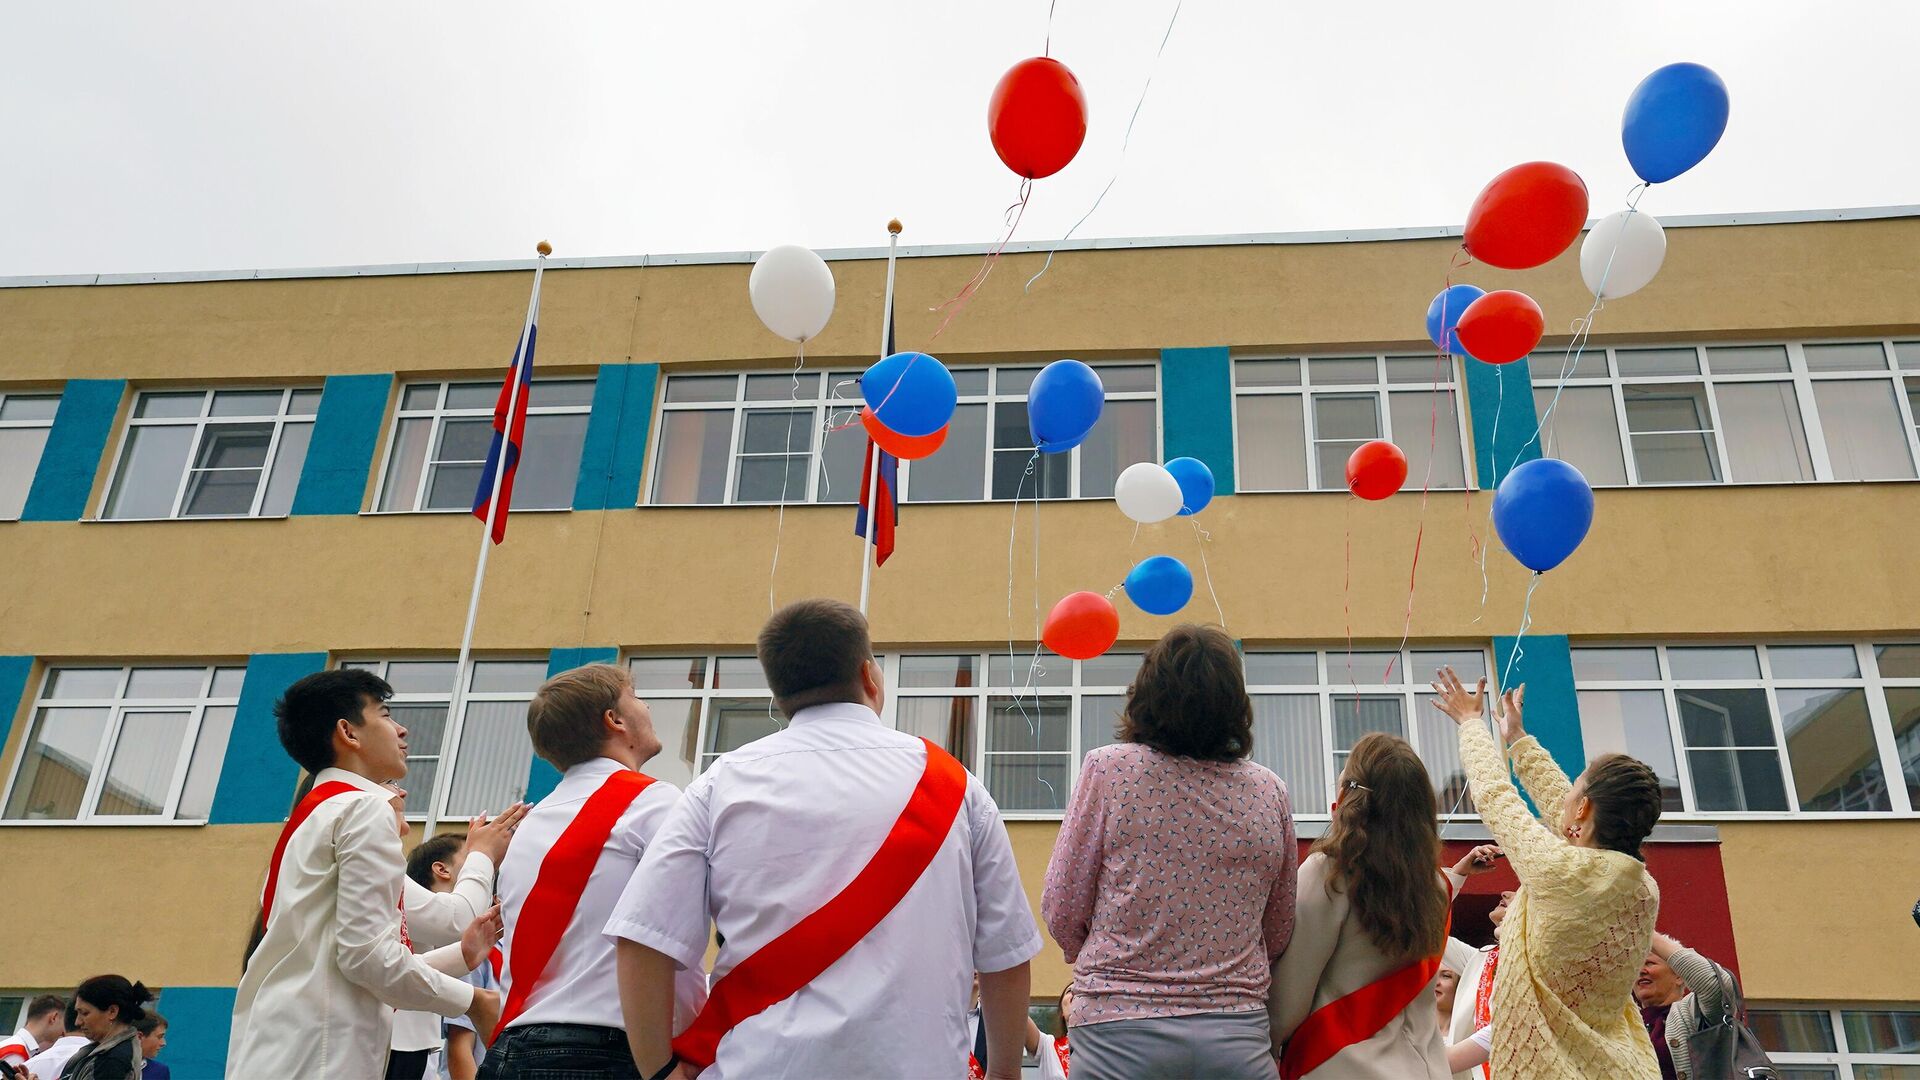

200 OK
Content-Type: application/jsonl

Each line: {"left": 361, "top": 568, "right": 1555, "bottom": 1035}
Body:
{"left": 4, "top": 600, "right": 1756, "bottom": 1079}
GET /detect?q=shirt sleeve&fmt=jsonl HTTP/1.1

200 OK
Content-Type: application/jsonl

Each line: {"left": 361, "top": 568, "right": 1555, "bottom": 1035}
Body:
{"left": 331, "top": 795, "right": 477, "bottom": 1016}
{"left": 1667, "top": 945, "right": 1733, "bottom": 1027}
{"left": 1039, "top": 752, "right": 1105, "bottom": 965}
{"left": 402, "top": 851, "right": 494, "bottom": 951}
{"left": 1262, "top": 780, "right": 1299, "bottom": 961}
{"left": 968, "top": 777, "right": 1045, "bottom": 974}
{"left": 1268, "top": 853, "right": 1343, "bottom": 1044}
{"left": 1507, "top": 733, "right": 1574, "bottom": 826}
{"left": 604, "top": 779, "right": 715, "bottom": 972}
{"left": 1458, "top": 721, "right": 1582, "bottom": 893}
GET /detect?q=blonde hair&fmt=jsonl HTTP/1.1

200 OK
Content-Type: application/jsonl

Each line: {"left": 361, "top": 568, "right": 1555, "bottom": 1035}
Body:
{"left": 527, "top": 663, "right": 630, "bottom": 770}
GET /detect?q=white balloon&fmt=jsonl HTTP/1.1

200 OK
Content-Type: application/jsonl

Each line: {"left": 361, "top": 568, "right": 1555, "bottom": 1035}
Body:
{"left": 749, "top": 245, "right": 836, "bottom": 342}
{"left": 1580, "top": 210, "right": 1666, "bottom": 300}
{"left": 1114, "top": 462, "right": 1184, "bottom": 524}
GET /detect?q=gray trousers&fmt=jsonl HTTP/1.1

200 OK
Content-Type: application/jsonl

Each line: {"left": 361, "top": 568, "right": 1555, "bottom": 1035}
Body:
{"left": 1070, "top": 1010, "right": 1279, "bottom": 1080}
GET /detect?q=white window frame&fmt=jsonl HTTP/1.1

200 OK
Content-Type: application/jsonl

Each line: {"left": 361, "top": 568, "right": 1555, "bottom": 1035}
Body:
{"left": 97, "top": 387, "right": 321, "bottom": 520}
{"left": 0, "top": 389, "right": 62, "bottom": 521}
{"left": 625, "top": 645, "right": 1491, "bottom": 822}
{"left": 340, "top": 657, "right": 545, "bottom": 820}
{"left": 1751, "top": 1003, "right": 1920, "bottom": 1077}
{"left": 1230, "top": 353, "right": 1473, "bottom": 492}
{"left": 1531, "top": 338, "right": 1920, "bottom": 487}
{"left": 1572, "top": 642, "right": 1919, "bottom": 820}
{"left": 370, "top": 378, "right": 596, "bottom": 514}
{"left": 1244, "top": 646, "right": 1495, "bottom": 822}
{"left": 0, "top": 664, "right": 244, "bottom": 825}
{"left": 644, "top": 362, "right": 1163, "bottom": 506}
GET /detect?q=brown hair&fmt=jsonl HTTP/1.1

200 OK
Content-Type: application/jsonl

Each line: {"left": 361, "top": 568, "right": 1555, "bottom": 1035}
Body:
{"left": 1118, "top": 624, "right": 1252, "bottom": 762}
{"left": 758, "top": 598, "right": 873, "bottom": 715}
{"left": 1580, "top": 753, "right": 1663, "bottom": 859}
{"left": 1309, "top": 733, "right": 1447, "bottom": 961}
{"left": 528, "top": 663, "right": 630, "bottom": 771}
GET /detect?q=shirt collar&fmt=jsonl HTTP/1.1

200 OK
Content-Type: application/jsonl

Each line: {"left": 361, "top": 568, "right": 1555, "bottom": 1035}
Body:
{"left": 789, "top": 701, "right": 884, "bottom": 727}
{"left": 560, "top": 757, "right": 629, "bottom": 783}
{"left": 313, "top": 767, "right": 394, "bottom": 797}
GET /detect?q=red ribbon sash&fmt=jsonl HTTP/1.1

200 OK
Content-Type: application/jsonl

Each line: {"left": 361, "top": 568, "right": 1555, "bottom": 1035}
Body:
{"left": 1279, "top": 885, "right": 1454, "bottom": 1080}
{"left": 1474, "top": 944, "right": 1500, "bottom": 1080}
{"left": 671, "top": 739, "right": 968, "bottom": 1068}
{"left": 260, "top": 780, "right": 358, "bottom": 929}
{"left": 493, "top": 770, "right": 655, "bottom": 1039}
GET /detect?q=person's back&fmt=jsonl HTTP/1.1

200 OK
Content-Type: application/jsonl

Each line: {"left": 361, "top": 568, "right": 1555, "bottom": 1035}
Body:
{"left": 611, "top": 598, "right": 1042, "bottom": 1080}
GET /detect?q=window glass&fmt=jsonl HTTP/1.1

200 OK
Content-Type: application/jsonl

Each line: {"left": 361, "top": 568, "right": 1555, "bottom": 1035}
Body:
{"left": 444, "top": 383, "right": 497, "bottom": 409}
{"left": 1528, "top": 349, "right": 1609, "bottom": 380}
{"left": 105, "top": 426, "right": 195, "bottom": 518}
{"left": 47, "top": 669, "right": 122, "bottom": 699}
{"left": 898, "top": 697, "right": 975, "bottom": 760}
{"left": 1079, "top": 651, "right": 1144, "bottom": 687}
{"left": 1771, "top": 646, "right": 1860, "bottom": 679}
{"left": 1750, "top": 1008, "right": 1837, "bottom": 1053}
{"left": 1670, "top": 646, "right": 1761, "bottom": 680}
{"left": 663, "top": 375, "right": 737, "bottom": 403}
{"left": 904, "top": 403, "right": 987, "bottom": 502}
{"left": 134, "top": 392, "right": 205, "bottom": 419}
{"left": 1877, "top": 644, "right": 1920, "bottom": 679}
{"left": 1385, "top": 356, "right": 1452, "bottom": 385}
{"left": 1717, "top": 382, "right": 1813, "bottom": 482}
{"left": 713, "top": 657, "right": 769, "bottom": 690}
{"left": 1623, "top": 384, "right": 1719, "bottom": 483}
{"left": 1244, "top": 652, "right": 1317, "bottom": 686}
{"left": 1678, "top": 688, "right": 1787, "bottom": 811}
{"left": 0, "top": 394, "right": 61, "bottom": 421}
{"left": 1236, "top": 394, "right": 1308, "bottom": 491}
{"left": 1251, "top": 694, "right": 1324, "bottom": 810}
{"left": 631, "top": 656, "right": 708, "bottom": 691}
{"left": 178, "top": 704, "right": 236, "bottom": 820}
{"left": 899, "top": 655, "right": 978, "bottom": 689}
{"left": 382, "top": 379, "right": 594, "bottom": 512}
{"left": 1578, "top": 689, "right": 1684, "bottom": 811}
{"left": 1237, "top": 359, "right": 1301, "bottom": 388}
{"left": 125, "top": 668, "right": 207, "bottom": 698}
{"left": 1535, "top": 386, "right": 1628, "bottom": 486}
{"left": 1078, "top": 695, "right": 1124, "bottom": 760}
{"left": 209, "top": 390, "right": 285, "bottom": 417}
{"left": 0, "top": 428, "right": 51, "bottom": 520}
{"left": 1778, "top": 687, "right": 1888, "bottom": 811}
{"left": 98, "top": 711, "right": 192, "bottom": 815}
{"left": 1616, "top": 348, "right": 1700, "bottom": 376}
{"left": 983, "top": 696, "right": 1070, "bottom": 811}
{"left": 1078, "top": 398, "right": 1156, "bottom": 499}
{"left": 513, "top": 413, "right": 590, "bottom": 509}
{"left": 651, "top": 411, "right": 735, "bottom": 504}
{"left": 1312, "top": 395, "right": 1379, "bottom": 490}
{"left": 1813, "top": 381, "right": 1916, "bottom": 480}
{"left": 646, "top": 699, "right": 700, "bottom": 788}
{"left": 1706, "top": 345, "right": 1791, "bottom": 374}
{"left": 108, "top": 390, "right": 317, "bottom": 519}
{"left": 1388, "top": 391, "right": 1465, "bottom": 490}
{"left": 1572, "top": 647, "right": 1661, "bottom": 681}
{"left": 260, "top": 420, "right": 313, "bottom": 516}
{"left": 1804, "top": 343, "right": 1889, "bottom": 373}
{"left": 447, "top": 700, "right": 534, "bottom": 815}
{"left": 1843, "top": 1010, "right": 1920, "bottom": 1053}
{"left": 4, "top": 707, "right": 109, "bottom": 819}
{"left": 1308, "top": 357, "right": 1377, "bottom": 385}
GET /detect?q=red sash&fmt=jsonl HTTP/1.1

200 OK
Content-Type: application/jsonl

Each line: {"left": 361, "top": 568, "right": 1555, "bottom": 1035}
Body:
{"left": 260, "top": 780, "right": 359, "bottom": 929}
{"left": 493, "top": 770, "right": 657, "bottom": 1039}
{"left": 1053, "top": 1035, "right": 1070, "bottom": 1077}
{"left": 1278, "top": 888, "right": 1453, "bottom": 1080}
{"left": 671, "top": 739, "right": 968, "bottom": 1068}
{"left": 1474, "top": 944, "right": 1500, "bottom": 1080}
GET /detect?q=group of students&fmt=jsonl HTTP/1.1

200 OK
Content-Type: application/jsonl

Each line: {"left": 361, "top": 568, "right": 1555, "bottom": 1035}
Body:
{"left": 210, "top": 596, "right": 1716, "bottom": 1079}
{"left": 1, "top": 985, "right": 170, "bottom": 1080}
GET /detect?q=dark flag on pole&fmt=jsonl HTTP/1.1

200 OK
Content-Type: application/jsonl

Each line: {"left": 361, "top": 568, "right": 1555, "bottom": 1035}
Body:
{"left": 855, "top": 312, "right": 901, "bottom": 566}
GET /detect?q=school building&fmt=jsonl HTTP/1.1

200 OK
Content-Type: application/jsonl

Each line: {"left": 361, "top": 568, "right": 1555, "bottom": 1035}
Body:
{"left": 2, "top": 206, "right": 1917, "bottom": 1078}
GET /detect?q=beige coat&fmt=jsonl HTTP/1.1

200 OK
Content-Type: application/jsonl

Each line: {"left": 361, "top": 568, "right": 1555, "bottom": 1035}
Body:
{"left": 1269, "top": 853, "right": 1452, "bottom": 1079}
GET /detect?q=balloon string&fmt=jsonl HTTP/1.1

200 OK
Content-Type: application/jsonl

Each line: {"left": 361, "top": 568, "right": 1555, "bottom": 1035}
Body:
{"left": 1004, "top": 450, "right": 1047, "bottom": 765}
{"left": 1342, "top": 495, "right": 1358, "bottom": 719}
{"left": 1044, "top": 0, "right": 1058, "bottom": 57}
{"left": 1472, "top": 373, "right": 1503, "bottom": 625}
{"left": 1189, "top": 517, "right": 1226, "bottom": 629}
{"left": 767, "top": 339, "right": 807, "bottom": 615}
{"left": 929, "top": 178, "right": 1032, "bottom": 347}
{"left": 1500, "top": 571, "right": 1544, "bottom": 689}
{"left": 1024, "top": 0, "right": 1186, "bottom": 294}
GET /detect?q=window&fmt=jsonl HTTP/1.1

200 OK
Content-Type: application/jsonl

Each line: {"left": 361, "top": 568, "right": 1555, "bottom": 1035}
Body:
{"left": 646, "top": 364, "right": 1159, "bottom": 505}
{"left": 1244, "top": 647, "right": 1491, "bottom": 819}
{"left": 102, "top": 388, "right": 319, "bottom": 519}
{"left": 1573, "top": 643, "right": 1919, "bottom": 816}
{"left": 1753, "top": 1004, "right": 1920, "bottom": 1078}
{"left": 2, "top": 665, "right": 243, "bottom": 822}
{"left": 340, "top": 659, "right": 546, "bottom": 818}
{"left": 1532, "top": 340, "right": 1920, "bottom": 486}
{"left": 1233, "top": 354, "right": 1469, "bottom": 492}
{"left": 377, "top": 379, "right": 595, "bottom": 512}
{"left": 0, "top": 391, "right": 60, "bottom": 520}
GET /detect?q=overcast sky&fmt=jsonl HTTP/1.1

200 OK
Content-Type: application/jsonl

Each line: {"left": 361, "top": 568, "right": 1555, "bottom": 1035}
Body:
{"left": 2, "top": 1, "right": 1914, "bottom": 276}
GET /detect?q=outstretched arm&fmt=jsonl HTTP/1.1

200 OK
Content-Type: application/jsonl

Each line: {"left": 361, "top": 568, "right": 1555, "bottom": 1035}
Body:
{"left": 1496, "top": 686, "right": 1572, "bottom": 821}
{"left": 1432, "top": 669, "right": 1579, "bottom": 889}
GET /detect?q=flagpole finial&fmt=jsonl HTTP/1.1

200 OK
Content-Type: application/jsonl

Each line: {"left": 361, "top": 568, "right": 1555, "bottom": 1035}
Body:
{"left": 536, "top": 240, "right": 553, "bottom": 257}
{"left": 887, "top": 219, "right": 903, "bottom": 236}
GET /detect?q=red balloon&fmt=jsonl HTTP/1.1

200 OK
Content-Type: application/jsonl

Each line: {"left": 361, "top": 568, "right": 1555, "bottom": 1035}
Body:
{"left": 988, "top": 57, "right": 1088, "bottom": 180}
{"left": 1347, "top": 440, "right": 1408, "bottom": 501}
{"left": 1042, "top": 591, "right": 1120, "bottom": 661}
{"left": 1462, "top": 162, "right": 1590, "bottom": 270}
{"left": 1455, "top": 290, "right": 1545, "bottom": 365}
{"left": 860, "top": 407, "right": 949, "bottom": 460}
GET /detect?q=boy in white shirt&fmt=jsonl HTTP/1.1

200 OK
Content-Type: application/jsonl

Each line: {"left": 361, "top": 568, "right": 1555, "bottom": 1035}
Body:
{"left": 484, "top": 663, "right": 704, "bottom": 1078}
{"left": 228, "top": 669, "right": 504, "bottom": 1079}
{"left": 0, "top": 994, "right": 64, "bottom": 1074}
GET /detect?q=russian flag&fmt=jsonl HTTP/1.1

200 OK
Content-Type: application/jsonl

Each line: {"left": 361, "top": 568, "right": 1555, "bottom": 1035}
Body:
{"left": 855, "top": 440, "right": 898, "bottom": 566}
{"left": 472, "top": 314, "right": 538, "bottom": 544}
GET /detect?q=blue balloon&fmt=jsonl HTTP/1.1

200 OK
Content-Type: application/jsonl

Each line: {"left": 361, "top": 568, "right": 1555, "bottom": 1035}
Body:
{"left": 1622, "top": 62, "right": 1729, "bottom": 185}
{"left": 1124, "top": 555, "right": 1194, "bottom": 616}
{"left": 1426, "top": 284, "right": 1484, "bottom": 358}
{"left": 862, "top": 351, "right": 956, "bottom": 438}
{"left": 1165, "top": 457, "right": 1215, "bottom": 516}
{"left": 1492, "top": 458, "right": 1595, "bottom": 573}
{"left": 1028, "top": 359, "right": 1105, "bottom": 453}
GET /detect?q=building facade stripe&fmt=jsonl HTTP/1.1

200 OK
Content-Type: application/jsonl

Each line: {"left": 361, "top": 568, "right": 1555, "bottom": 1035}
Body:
{"left": 208, "top": 652, "right": 329, "bottom": 824}
{"left": 1462, "top": 356, "right": 1540, "bottom": 489}
{"left": 20, "top": 379, "right": 125, "bottom": 521}
{"left": 290, "top": 373, "right": 395, "bottom": 516}
{"left": 1160, "top": 346, "right": 1236, "bottom": 495}
{"left": 573, "top": 362, "right": 658, "bottom": 511}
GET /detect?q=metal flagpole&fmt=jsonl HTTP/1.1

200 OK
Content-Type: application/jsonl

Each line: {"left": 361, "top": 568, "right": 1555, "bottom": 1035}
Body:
{"left": 422, "top": 240, "right": 549, "bottom": 839}
{"left": 859, "top": 220, "right": 902, "bottom": 616}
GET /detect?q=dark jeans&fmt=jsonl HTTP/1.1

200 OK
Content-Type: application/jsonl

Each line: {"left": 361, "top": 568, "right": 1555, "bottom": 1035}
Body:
{"left": 384, "top": 1048, "right": 432, "bottom": 1080}
{"left": 477, "top": 1024, "right": 640, "bottom": 1080}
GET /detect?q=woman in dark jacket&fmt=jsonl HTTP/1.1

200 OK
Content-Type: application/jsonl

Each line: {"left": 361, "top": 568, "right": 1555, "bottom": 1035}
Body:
{"left": 59, "top": 976, "right": 150, "bottom": 1080}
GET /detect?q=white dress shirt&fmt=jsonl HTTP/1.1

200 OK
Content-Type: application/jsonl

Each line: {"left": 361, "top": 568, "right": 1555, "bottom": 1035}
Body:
{"left": 227, "top": 767, "right": 476, "bottom": 1079}
{"left": 496, "top": 757, "right": 705, "bottom": 1032}
{"left": 25, "top": 1036, "right": 87, "bottom": 1080}
{"left": 606, "top": 702, "right": 1043, "bottom": 1080}
{"left": 392, "top": 853, "right": 498, "bottom": 1053}
{"left": 0, "top": 1027, "right": 38, "bottom": 1067}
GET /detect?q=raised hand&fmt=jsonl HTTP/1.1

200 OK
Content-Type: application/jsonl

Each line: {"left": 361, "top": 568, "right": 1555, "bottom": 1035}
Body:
{"left": 465, "top": 802, "right": 529, "bottom": 865}
{"left": 1451, "top": 844, "right": 1505, "bottom": 878}
{"left": 1495, "top": 685, "right": 1527, "bottom": 745}
{"left": 460, "top": 901, "right": 504, "bottom": 973}
{"left": 1429, "top": 667, "right": 1487, "bottom": 726}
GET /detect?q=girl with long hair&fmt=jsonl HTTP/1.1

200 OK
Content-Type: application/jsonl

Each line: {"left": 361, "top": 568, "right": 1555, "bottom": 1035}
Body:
{"left": 1268, "top": 732, "right": 1454, "bottom": 1078}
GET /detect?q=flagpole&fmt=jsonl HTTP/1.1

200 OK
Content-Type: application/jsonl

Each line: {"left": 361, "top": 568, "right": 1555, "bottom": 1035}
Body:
{"left": 423, "top": 240, "right": 549, "bottom": 839}
{"left": 859, "top": 220, "right": 902, "bottom": 617}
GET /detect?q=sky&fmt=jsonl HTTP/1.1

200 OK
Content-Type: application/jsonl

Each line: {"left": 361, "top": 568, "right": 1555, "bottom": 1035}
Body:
{"left": 1, "top": 1, "right": 1915, "bottom": 276}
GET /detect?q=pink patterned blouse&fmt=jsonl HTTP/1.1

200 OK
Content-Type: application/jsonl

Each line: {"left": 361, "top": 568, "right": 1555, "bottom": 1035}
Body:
{"left": 1041, "top": 741, "right": 1298, "bottom": 1026}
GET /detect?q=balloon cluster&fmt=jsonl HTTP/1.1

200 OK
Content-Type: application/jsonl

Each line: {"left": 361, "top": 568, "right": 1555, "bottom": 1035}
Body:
{"left": 861, "top": 351, "right": 959, "bottom": 460}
